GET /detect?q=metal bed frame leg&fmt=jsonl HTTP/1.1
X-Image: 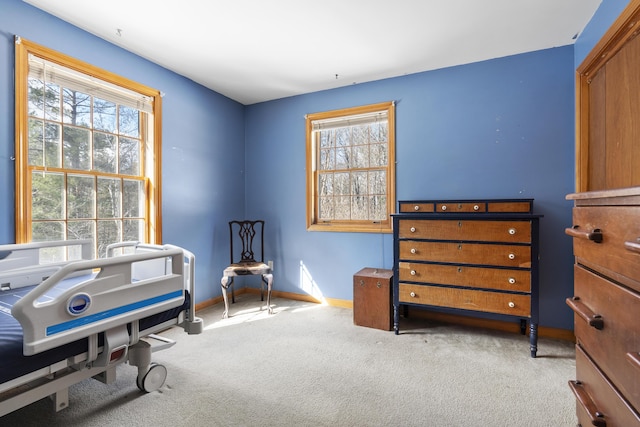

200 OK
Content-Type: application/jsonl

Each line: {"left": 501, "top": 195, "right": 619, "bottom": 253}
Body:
{"left": 128, "top": 340, "right": 168, "bottom": 393}
{"left": 50, "top": 388, "right": 69, "bottom": 412}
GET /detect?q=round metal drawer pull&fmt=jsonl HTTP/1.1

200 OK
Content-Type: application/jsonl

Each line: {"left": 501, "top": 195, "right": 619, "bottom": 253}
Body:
{"left": 414, "top": 205, "right": 420, "bottom": 211}
{"left": 410, "top": 227, "right": 416, "bottom": 233}
{"left": 508, "top": 277, "right": 516, "bottom": 284}
{"left": 508, "top": 302, "right": 515, "bottom": 308}
{"left": 410, "top": 270, "right": 416, "bottom": 276}
{"left": 410, "top": 292, "right": 416, "bottom": 297}
{"left": 441, "top": 206, "right": 447, "bottom": 211}
{"left": 508, "top": 228, "right": 517, "bottom": 235}
{"left": 473, "top": 205, "right": 479, "bottom": 211}
{"left": 410, "top": 248, "right": 417, "bottom": 254}
{"left": 508, "top": 253, "right": 515, "bottom": 260}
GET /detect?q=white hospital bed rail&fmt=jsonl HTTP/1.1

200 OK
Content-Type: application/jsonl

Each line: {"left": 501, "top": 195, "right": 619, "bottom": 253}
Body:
{"left": 0, "top": 239, "right": 203, "bottom": 416}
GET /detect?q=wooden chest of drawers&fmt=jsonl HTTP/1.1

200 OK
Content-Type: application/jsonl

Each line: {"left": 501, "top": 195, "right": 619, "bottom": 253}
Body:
{"left": 567, "top": 2, "right": 640, "bottom": 423}
{"left": 566, "top": 189, "right": 640, "bottom": 426}
{"left": 393, "top": 199, "right": 541, "bottom": 357}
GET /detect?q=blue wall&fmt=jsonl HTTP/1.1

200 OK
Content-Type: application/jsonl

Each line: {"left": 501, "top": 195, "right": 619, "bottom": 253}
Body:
{"left": 1, "top": 0, "right": 631, "bottom": 331}
{"left": 243, "top": 0, "right": 635, "bottom": 332}
{"left": 0, "top": 0, "right": 245, "bottom": 303}
{"left": 245, "top": 47, "right": 577, "bottom": 330}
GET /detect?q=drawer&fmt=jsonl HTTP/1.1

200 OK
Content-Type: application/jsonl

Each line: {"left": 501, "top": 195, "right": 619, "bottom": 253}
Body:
{"left": 399, "top": 241, "right": 531, "bottom": 268}
{"left": 567, "top": 265, "right": 640, "bottom": 411}
{"left": 398, "top": 262, "right": 531, "bottom": 292}
{"left": 435, "top": 202, "right": 486, "bottom": 213}
{"left": 487, "top": 201, "right": 532, "bottom": 213}
{"left": 569, "top": 206, "right": 640, "bottom": 293}
{"left": 398, "top": 219, "right": 531, "bottom": 243}
{"left": 398, "top": 202, "right": 435, "bottom": 213}
{"left": 571, "top": 344, "right": 640, "bottom": 427}
{"left": 398, "top": 283, "right": 530, "bottom": 317}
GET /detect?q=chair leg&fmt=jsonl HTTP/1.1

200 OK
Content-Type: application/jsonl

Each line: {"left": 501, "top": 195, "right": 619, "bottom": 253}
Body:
{"left": 221, "top": 276, "right": 233, "bottom": 319}
{"left": 262, "top": 273, "right": 273, "bottom": 314}
{"left": 231, "top": 282, "right": 235, "bottom": 304}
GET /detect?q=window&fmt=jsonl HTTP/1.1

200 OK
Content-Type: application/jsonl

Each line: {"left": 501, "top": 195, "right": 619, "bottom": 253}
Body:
{"left": 306, "top": 102, "right": 395, "bottom": 233}
{"left": 14, "top": 37, "right": 163, "bottom": 257}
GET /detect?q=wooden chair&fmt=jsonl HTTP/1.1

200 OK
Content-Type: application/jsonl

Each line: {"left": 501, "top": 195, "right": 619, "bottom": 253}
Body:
{"left": 220, "top": 220, "right": 273, "bottom": 318}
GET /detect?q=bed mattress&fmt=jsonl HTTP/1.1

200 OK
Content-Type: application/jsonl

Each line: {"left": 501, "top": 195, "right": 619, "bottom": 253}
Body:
{"left": 0, "top": 275, "right": 189, "bottom": 385}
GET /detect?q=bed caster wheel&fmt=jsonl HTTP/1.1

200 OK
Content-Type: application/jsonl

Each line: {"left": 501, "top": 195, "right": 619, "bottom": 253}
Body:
{"left": 137, "top": 363, "right": 167, "bottom": 392}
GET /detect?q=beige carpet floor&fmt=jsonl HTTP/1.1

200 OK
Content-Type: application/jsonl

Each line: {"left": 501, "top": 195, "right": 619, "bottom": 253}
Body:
{"left": 0, "top": 296, "right": 577, "bottom": 426}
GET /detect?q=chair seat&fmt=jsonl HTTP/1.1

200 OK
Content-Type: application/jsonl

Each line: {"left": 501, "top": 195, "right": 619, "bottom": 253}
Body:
{"left": 223, "top": 262, "right": 270, "bottom": 276}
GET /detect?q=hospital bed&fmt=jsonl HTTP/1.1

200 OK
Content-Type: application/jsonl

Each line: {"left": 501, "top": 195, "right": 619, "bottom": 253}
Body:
{"left": 0, "top": 239, "right": 203, "bottom": 416}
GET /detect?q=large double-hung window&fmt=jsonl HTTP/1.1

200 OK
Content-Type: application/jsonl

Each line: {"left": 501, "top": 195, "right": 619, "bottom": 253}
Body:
{"left": 306, "top": 102, "right": 395, "bottom": 233}
{"left": 14, "top": 38, "right": 163, "bottom": 257}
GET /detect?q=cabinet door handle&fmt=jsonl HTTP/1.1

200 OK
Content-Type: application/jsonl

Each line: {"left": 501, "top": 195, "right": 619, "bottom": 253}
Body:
{"left": 566, "top": 297, "right": 604, "bottom": 330}
{"left": 627, "top": 352, "right": 640, "bottom": 372}
{"left": 568, "top": 380, "right": 606, "bottom": 427}
{"left": 565, "top": 226, "right": 603, "bottom": 243}
{"left": 624, "top": 238, "right": 640, "bottom": 254}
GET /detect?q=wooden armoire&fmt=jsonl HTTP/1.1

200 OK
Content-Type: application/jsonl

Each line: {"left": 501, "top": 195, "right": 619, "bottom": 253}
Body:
{"left": 566, "top": 1, "right": 640, "bottom": 425}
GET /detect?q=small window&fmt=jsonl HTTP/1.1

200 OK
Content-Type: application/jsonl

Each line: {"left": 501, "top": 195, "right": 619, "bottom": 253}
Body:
{"left": 306, "top": 102, "right": 395, "bottom": 233}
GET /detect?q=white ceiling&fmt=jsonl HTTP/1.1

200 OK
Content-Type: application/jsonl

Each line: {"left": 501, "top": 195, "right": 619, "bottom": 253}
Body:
{"left": 24, "top": 0, "right": 601, "bottom": 105}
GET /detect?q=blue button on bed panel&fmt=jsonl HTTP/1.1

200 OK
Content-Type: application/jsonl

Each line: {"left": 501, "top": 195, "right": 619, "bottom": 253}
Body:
{"left": 46, "top": 290, "right": 184, "bottom": 336}
{"left": 67, "top": 293, "right": 91, "bottom": 315}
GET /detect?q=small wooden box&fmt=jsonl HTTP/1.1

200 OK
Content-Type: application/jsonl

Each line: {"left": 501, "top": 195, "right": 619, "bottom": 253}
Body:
{"left": 353, "top": 267, "right": 393, "bottom": 331}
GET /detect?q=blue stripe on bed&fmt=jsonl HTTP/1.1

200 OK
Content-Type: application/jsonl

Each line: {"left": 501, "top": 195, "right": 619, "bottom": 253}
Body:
{"left": 46, "top": 290, "right": 184, "bottom": 336}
